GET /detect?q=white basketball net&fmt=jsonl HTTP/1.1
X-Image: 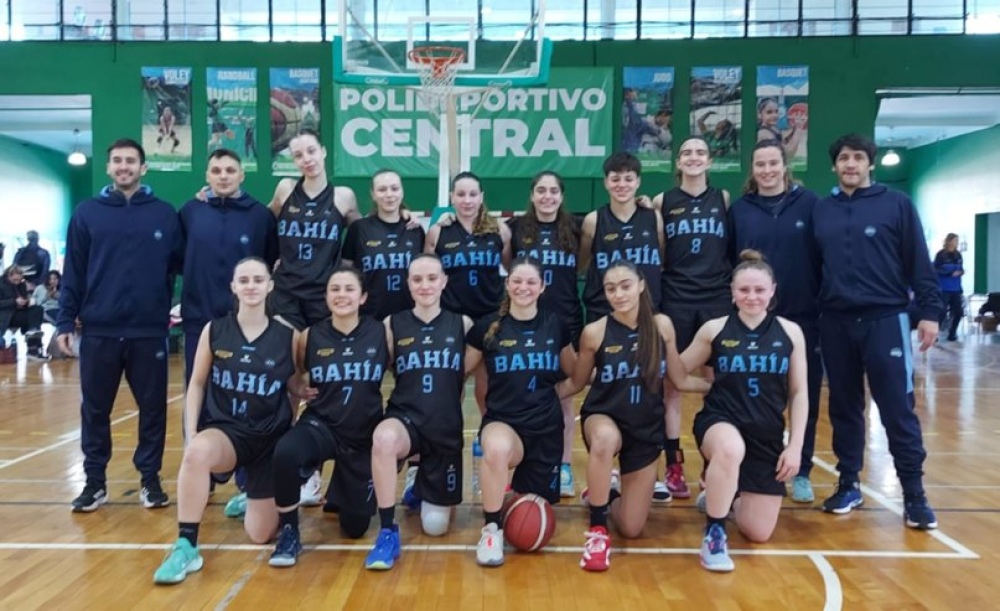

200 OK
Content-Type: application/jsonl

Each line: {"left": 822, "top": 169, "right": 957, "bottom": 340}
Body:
{"left": 408, "top": 46, "right": 465, "bottom": 111}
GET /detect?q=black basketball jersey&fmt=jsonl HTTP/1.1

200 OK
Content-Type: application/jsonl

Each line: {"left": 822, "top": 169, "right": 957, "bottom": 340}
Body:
{"left": 342, "top": 216, "right": 426, "bottom": 320}
{"left": 203, "top": 314, "right": 295, "bottom": 437}
{"left": 274, "top": 179, "right": 345, "bottom": 297}
{"left": 467, "top": 310, "right": 569, "bottom": 434}
{"left": 583, "top": 205, "right": 662, "bottom": 319}
{"left": 580, "top": 316, "right": 665, "bottom": 445}
{"left": 302, "top": 316, "right": 389, "bottom": 448}
{"left": 387, "top": 309, "right": 466, "bottom": 450}
{"left": 660, "top": 187, "right": 731, "bottom": 306}
{"left": 703, "top": 313, "right": 792, "bottom": 437}
{"left": 435, "top": 223, "right": 504, "bottom": 319}
{"left": 508, "top": 216, "right": 583, "bottom": 324}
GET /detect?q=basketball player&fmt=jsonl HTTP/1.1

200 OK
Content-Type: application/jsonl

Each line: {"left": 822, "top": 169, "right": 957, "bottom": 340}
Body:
{"left": 364, "top": 255, "right": 473, "bottom": 570}
{"left": 729, "top": 140, "right": 822, "bottom": 504}
{"left": 813, "top": 133, "right": 941, "bottom": 530}
{"left": 508, "top": 171, "right": 583, "bottom": 498}
{"left": 426, "top": 171, "right": 511, "bottom": 417}
{"left": 207, "top": 98, "right": 231, "bottom": 151}
{"left": 680, "top": 250, "right": 807, "bottom": 572}
{"left": 156, "top": 105, "right": 180, "bottom": 154}
{"left": 341, "top": 169, "right": 426, "bottom": 321}
{"left": 268, "top": 266, "right": 389, "bottom": 567}
{"left": 153, "top": 258, "right": 308, "bottom": 584}
{"left": 464, "top": 257, "right": 576, "bottom": 567}
{"left": 645, "top": 136, "right": 732, "bottom": 500}
{"left": 58, "top": 138, "right": 183, "bottom": 514}
{"left": 559, "top": 260, "right": 708, "bottom": 572}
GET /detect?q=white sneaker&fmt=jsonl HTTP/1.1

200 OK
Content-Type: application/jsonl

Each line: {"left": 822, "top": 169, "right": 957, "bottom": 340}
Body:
{"left": 653, "top": 481, "right": 673, "bottom": 503}
{"left": 299, "top": 470, "right": 323, "bottom": 507}
{"left": 476, "top": 523, "right": 505, "bottom": 567}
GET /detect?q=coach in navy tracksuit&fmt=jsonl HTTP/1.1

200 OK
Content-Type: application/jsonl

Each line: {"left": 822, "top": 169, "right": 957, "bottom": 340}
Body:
{"left": 57, "top": 138, "right": 183, "bottom": 514}
{"left": 729, "top": 139, "right": 823, "bottom": 503}
{"left": 812, "top": 133, "right": 942, "bottom": 530}
{"left": 179, "top": 149, "right": 278, "bottom": 385}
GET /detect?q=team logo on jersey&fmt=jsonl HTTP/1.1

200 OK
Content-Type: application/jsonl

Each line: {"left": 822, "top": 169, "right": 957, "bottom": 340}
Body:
{"left": 669, "top": 207, "right": 685, "bottom": 216}
{"left": 366, "top": 347, "right": 377, "bottom": 356}
{"left": 890, "top": 347, "right": 903, "bottom": 358}
{"left": 691, "top": 207, "right": 701, "bottom": 214}
{"left": 214, "top": 350, "right": 233, "bottom": 359}
{"left": 265, "top": 358, "right": 276, "bottom": 367}
{"left": 546, "top": 338, "right": 555, "bottom": 345}
{"left": 240, "top": 234, "right": 250, "bottom": 245}
{"left": 445, "top": 336, "right": 456, "bottom": 344}
{"left": 604, "top": 345, "right": 623, "bottom": 354}
{"left": 772, "top": 341, "right": 783, "bottom": 348}
{"left": 747, "top": 341, "right": 759, "bottom": 351}
{"left": 405, "top": 240, "right": 414, "bottom": 248}
{"left": 710, "top": 207, "right": 719, "bottom": 214}
{"left": 397, "top": 337, "right": 415, "bottom": 347}
{"left": 604, "top": 233, "right": 619, "bottom": 241}
{"left": 317, "top": 348, "right": 335, "bottom": 357}
{"left": 525, "top": 338, "right": 536, "bottom": 348}
{"left": 864, "top": 225, "right": 877, "bottom": 237}
{"left": 444, "top": 241, "right": 461, "bottom": 249}
{"left": 721, "top": 339, "right": 740, "bottom": 348}
{"left": 153, "top": 230, "right": 163, "bottom": 240}
{"left": 423, "top": 336, "right": 434, "bottom": 345}
{"left": 305, "top": 210, "right": 315, "bottom": 217}
{"left": 343, "top": 347, "right": 354, "bottom": 357}
{"left": 366, "top": 240, "right": 382, "bottom": 247}
{"left": 500, "top": 339, "right": 518, "bottom": 348}
{"left": 642, "top": 230, "right": 650, "bottom": 237}
{"left": 240, "top": 354, "right": 252, "bottom": 364}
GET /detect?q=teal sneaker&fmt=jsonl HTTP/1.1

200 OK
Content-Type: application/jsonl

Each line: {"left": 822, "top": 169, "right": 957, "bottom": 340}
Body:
{"left": 791, "top": 476, "right": 815, "bottom": 503}
{"left": 559, "top": 463, "right": 575, "bottom": 498}
{"left": 223, "top": 492, "right": 248, "bottom": 519}
{"left": 364, "top": 525, "right": 401, "bottom": 570}
{"left": 153, "top": 538, "right": 203, "bottom": 585}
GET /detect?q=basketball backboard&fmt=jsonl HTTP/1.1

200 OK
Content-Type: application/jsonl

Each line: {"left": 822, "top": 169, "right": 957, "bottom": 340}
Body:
{"left": 333, "top": 0, "right": 551, "bottom": 88}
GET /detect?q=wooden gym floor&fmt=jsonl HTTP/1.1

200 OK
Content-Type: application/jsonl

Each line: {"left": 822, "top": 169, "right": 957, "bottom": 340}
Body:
{"left": 0, "top": 335, "right": 998, "bottom": 610}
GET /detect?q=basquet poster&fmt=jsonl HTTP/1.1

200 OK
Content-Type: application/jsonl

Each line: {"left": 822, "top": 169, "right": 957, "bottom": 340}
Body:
{"left": 269, "top": 68, "right": 320, "bottom": 176}
{"left": 207, "top": 68, "right": 258, "bottom": 172}
{"left": 689, "top": 67, "right": 742, "bottom": 172}
{"left": 756, "top": 65, "right": 809, "bottom": 171}
{"left": 621, "top": 67, "right": 674, "bottom": 173}
{"left": 140, "top": 67, "right": 192, "bottom": 172}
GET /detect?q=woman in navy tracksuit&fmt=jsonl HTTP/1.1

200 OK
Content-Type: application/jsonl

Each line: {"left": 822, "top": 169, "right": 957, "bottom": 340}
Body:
{"left": 812, "top": 133, "right": 942, "bottom": 530}
{"left": 729, "top": 139, "right": 822, "bottom": 504}
{"left": 933, "top": 233, "right": 964, "bottom": 341}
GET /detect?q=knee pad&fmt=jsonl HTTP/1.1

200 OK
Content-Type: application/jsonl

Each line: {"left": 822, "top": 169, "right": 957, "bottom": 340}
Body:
{"left": 339, "top": 512, "right": 372, "bottom": 539}
{"left": 420, "top": 502, "right": 451, "bottom": 537}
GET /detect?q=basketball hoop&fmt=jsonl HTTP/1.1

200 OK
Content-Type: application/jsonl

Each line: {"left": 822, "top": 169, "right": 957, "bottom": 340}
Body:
{"left": 408, "top": 46, "right": 466, "bottom": 109}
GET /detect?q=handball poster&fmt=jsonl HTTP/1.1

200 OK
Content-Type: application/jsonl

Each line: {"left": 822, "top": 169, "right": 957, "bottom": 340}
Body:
{"left": 756, "top": 65, "right": 809, "bottom": 171}
{"left": 140, "top": 66, "right": 192, "bottom": 172}
{"left": 206, "top": 68, "right": 258, "bottom": 172}
{"left": 689, "top": 67, "right": 742, "bottom": 172}
{"left": 269, "top": 68, "right": 320, "bottom": 176}
{"left": 621, "top": 67, "right": 674, "bottom": 173}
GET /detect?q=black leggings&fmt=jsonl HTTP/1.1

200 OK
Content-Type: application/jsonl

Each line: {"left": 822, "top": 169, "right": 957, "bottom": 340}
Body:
{"left": 940, "top": 291, "right": 964, "bottom": 339}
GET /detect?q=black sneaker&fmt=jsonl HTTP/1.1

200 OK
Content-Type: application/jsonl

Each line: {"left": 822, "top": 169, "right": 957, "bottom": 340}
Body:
{"left": 26, "top": 350, "right": 50, "bottom": 362}
{"left": 71, "top": 483, "right": 108, "bottom": 513}
{"left": 903, "top": 495, "right": 938, "bottom": 530}
{"left": 141, "top": 479, "right": 170, "bottom": 509}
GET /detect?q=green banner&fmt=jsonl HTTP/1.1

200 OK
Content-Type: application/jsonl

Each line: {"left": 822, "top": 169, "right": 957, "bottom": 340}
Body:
{"left": 334, "top": 68, "right": 613, "bottom": 178}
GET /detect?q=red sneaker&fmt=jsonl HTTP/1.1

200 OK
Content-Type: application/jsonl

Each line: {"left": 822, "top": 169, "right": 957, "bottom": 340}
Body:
{"left": 666, "top": 463, "right": 691, "bottom": 499}
{"left": 580, "top": 526, "right": 611, "bottom": 572}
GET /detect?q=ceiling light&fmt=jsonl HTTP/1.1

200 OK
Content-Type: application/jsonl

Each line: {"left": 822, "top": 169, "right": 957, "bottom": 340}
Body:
{"left": 67, "top": 129, "right": 87, "bottom": 166}
{"left": 881, "top": 150, "right": 901, "bottom": 167}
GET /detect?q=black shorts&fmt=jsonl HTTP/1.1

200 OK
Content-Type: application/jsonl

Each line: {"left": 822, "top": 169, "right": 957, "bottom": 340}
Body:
{"left": 581, "top": 413, "right": 663, "bottom": 475}
{"left": 296, "top": 415, "right": 377, "bottom": 516}
{"left": 208, "top": 423, "right": 284, "bottom": 500}
{"left": 692, "top": 409, "right": 786, "bottom": 497}
{"left": 661, "top": 303, "right": 733, "bottom": 352}
{"left": 388, "top": 413, "right": 463, "bottom": 506}
{"left": 268, "top": 287, "right": 330, "bottom": 331}
{"left": 481, "top": 420, "right": 562, "bottom": 505}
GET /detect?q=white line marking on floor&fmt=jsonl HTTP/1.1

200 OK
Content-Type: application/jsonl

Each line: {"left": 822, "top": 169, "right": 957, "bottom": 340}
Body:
{"left": 810, "top": 553, "right": 843, "bottom": 611}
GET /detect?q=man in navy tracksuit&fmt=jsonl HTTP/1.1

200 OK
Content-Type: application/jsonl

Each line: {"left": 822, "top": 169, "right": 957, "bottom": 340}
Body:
{"left": 57, "top": 138, "right": 183, "bottom": 513}
{"left": 179, "top": 149, "right": 278, "bottom": 386}
{"left": 812, "top": 133, "right": 942, "bottom": 530}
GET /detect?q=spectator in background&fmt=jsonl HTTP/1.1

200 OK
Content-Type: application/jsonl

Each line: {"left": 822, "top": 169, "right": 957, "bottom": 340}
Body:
{"left": 933, "top": 233, "right": 964, "bottom": 342}
{"left": 13, "top": 230, "right": 51, "bottom": 290}
{"left": 0, "top": 265, "right": 47, "bottom": 360}
{"left": 32, "top": 270, "right": 62, "bottom": 325}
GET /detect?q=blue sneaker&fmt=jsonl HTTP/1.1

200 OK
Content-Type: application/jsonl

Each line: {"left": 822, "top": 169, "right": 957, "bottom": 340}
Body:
{"left": 560, "top": 463, "right": 575, "bottom": 498}
{"left": 699, "top": 523, "right": 734, "bottom": 572}
{"left": 153, "top": 538, "right": 203, "bottom": 584}
{"left": 223, "top": 492, "right": 247, "bottom": 519}
{"left": 822, "top": 481, "right": 863, "bottom": 514}
{"left": 269, "top": 524, "right": 302, "bottom": 567}
{"left": 402, "top": 466, "right": 421, "bottom": 511}
{"left": 364, "top": 525, "right": 401, "bottom": 570}
{"left": 791, "top": 476, "right": 815, "bottom": 503}
{"left": 903, "top": 496, "right": 938, "bottom": 530}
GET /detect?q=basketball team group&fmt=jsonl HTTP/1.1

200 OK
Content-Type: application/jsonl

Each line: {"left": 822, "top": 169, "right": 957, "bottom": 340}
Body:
{"left": 52, "top": 128, "right": 943, "bottom": 583}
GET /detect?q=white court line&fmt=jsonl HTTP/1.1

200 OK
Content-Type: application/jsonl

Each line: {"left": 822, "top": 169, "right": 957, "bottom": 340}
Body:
{"left": 0, "top": 541, "right": 972, "bottom": 559}
{"left": 812, "top": 456, "right": 979, "bottom": 559}
{"left": 810, "top": 553, "right": 844, "bottom": 611}
{"left": 0, "top": 394, "right": 184, "bottom": 472}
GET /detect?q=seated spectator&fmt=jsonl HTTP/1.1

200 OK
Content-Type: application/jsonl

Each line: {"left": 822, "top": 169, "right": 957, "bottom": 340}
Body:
{"left": 979, "top": 293, "right": 1000, "bottom": 318}
{"left": 0, "top": 265, "right": 47, "bottom": 360}
{"left": 32, "top": 270, "right": 61, "bottom": 325}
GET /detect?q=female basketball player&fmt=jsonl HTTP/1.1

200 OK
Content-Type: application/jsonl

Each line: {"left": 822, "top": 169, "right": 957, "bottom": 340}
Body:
{"left": 646, "top": 136, "right": 732, "bottom": 501}
{"left": 268, "top": 266, "right": 389, "bottom": 568}
{"left": 364, "top": 254, "right": 473, "bottom": 570}
{"left": 153, "top": 258, "right": 307, "bottom": 584}
{"left": 341, "top": 169, "right": 426, "bottom": 321}
{"left": 426, "top": 171, "right": 512, "bottom": 416}
{"left": 507, "top": 171, "right": 583, "bottom": 498}
{"left": 755, "top": 98, "right": 806, "bottom": 158}
{"left": 681, "top": 250, "right": 807, "bottom": 572}
{"left": 560, "top": 260, "right": 708, "bottom": 572}
{"left": 464, "top": 257, "right": 575, "bottom": 567}
{"left": 730, "top": 140, "right": 822, "bottom": 503}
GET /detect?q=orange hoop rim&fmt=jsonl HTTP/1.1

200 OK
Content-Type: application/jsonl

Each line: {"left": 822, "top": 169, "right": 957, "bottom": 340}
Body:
{"left": 408, "top": 46, "right": 466, "bottom": 78}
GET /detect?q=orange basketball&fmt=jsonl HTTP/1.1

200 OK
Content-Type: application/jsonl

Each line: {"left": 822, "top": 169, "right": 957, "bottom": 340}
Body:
{"left": 502, "top": 493, "right": 556, "bottom": 552}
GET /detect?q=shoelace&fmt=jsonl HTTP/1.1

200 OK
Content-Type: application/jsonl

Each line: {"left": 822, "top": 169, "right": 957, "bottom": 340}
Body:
{"left": 707, "top": 530, "right": 726, "bottom": 554}
{"left": 583, "top": 530, "right": 609, "bottom": 555}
